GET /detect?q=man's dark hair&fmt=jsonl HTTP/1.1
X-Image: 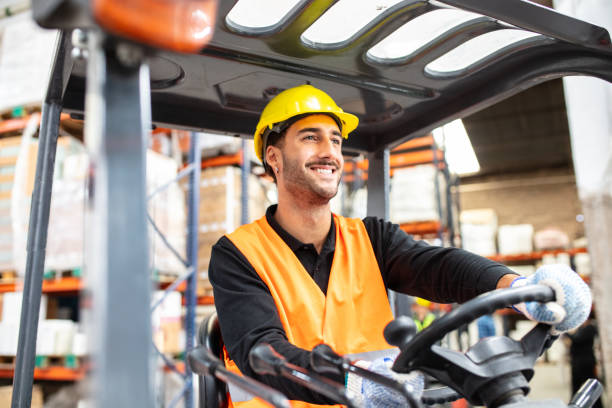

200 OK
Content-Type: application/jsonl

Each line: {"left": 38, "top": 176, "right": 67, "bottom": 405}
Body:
{"left": 263, "top": 129, "right": 286, "bottom": 183}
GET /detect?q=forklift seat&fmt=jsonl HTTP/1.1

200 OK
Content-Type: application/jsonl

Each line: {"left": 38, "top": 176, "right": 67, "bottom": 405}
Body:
{"left": 197, "top": 312, "right": 229, "bottom": 408}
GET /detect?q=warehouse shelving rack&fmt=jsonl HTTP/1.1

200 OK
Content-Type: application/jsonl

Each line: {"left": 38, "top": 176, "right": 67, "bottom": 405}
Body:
{"left": 343, "top": 134, "right": 460, "bottom": 247}
{"left": 10, "top": 1, "right": 612, "bottom": 408}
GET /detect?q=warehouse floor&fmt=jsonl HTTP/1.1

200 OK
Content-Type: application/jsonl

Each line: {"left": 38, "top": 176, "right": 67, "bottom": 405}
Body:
{"left": 530, "top": 361, "right": 572, "bottom": 402}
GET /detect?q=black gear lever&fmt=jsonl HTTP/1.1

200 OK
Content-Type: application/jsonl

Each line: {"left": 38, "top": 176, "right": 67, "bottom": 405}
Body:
{"left": 383, "top": 315, "right": 418, "bottom": 350}
{"left": 188, "top": 346, "right": 291, "bottom": 408}
{"left": 249, "top": 343, "right": 361, "bottom": 408}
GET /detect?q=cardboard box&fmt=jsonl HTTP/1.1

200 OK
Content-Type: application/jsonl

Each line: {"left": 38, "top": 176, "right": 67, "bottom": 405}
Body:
{"left": 0, "top": 385, "right": 43, "bottom": 408}
{"left": 460, "top": 209, "right": 498, "bottom": 256}
{"left": 534, "top": 227, "right": 570, "bottom": 250}
{"left": 1, "top": 292, "right": 47, "bottom": 324}
{"left": 152, "top": 291, "right": 183, "bottom": 354}
{"left": 147, "top": 151, "right": 187, "bottom": 275}
{"left": 498, "top": 224, "right": 534, "bottom": 255}
{"left": 196, "top": 166, "right": 274, "bottom": 279}
{"left": 390, "top": 164, "right": 447, "bottom": 224}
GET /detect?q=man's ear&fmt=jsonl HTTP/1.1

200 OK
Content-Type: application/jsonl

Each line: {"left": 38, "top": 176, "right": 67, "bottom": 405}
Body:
{"left": 266, "top": 145, "right": 280, "bottom": 170}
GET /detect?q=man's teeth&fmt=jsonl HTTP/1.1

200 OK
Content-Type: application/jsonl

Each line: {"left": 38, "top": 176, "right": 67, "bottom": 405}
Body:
{"left": 315, "top": 168, "right": 333, "bottom": 174}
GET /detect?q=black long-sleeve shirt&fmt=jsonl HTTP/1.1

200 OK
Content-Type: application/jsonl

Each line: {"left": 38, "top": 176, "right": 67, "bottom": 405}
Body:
{"left": 209, "top": 205, "right": 513, "bottom": 403}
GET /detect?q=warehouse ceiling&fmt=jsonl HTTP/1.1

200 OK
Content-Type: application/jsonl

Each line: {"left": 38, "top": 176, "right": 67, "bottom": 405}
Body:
{"left": 459, "top": 0, "right": 574, "bottom": 180}
{"left": 461, "top": 77, "right": 573, "bottom": 179}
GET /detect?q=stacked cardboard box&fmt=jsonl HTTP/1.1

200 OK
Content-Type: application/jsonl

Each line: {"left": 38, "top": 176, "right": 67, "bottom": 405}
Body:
{"left": 0, "top": 292, "right": 47, "bottom": 355}
{"left": 460, "top": 209, "right": 498, "bottom": 257}
{"left": 147, "top": 150, "right": 187, "bottom": 275}
{"left": 498, "top": 224, "right": 534, "bottom": 255}
{"left": 152, "top": 290, "right": 183, "bottom": 354}
{"left": 0, "top": 385, "right": 43, "bottom": 408}
{"left": 533, "top": 227, "right": 570, "bottom": 250}
{"left": 0, "top": 136, "right": 37, "bottom": 271}
{"left": 0, "top": 133, "right": 87, "bottom": 273}
{"left": 44, "top": 139, "right": 88, "bottom": 271}
{"left": 390, "top": 164, "right": 447, "bottom": 224}
{"left": 197, "top": 166, "right": 275, "bottom": 295}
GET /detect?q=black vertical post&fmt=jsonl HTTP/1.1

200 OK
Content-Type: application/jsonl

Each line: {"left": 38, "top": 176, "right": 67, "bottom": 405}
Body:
{"left": 11, "top": 31, "right": 67, "bottom": 408}
{"left": 241, "top": 139, "right": 250, "bottom": 225}
{"left": 431, "top": 142, "right": 444, "bottom": 244}
{"left": 367, "top": 148, "right": 405, "bottom": 315}
{"left": 185, "top": 132, "right": 201, "bottom": 408}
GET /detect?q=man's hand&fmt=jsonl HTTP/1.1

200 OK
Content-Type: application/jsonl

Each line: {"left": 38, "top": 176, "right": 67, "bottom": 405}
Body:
{"left": 511, "top": 264, "right": 592, "bottom": 334}
{"left": 347, "top": 357, "right": 424, "bottom": 408}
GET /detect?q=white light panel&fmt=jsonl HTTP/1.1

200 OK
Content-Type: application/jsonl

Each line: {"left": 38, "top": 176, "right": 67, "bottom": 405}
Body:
{"left": 433, "top": 119, "right": 480, "bottom": 176}
{"left": 367, "top": 8, "right": 487, "bottom": 63}
{"left": 226, "top": 0, "right": 305, "bottom": 34}
{"left": 301, "top": 0, "right": 405, "bottom": 49}
{"left": 426, "top": 29, "right": 542, "bottom": 77}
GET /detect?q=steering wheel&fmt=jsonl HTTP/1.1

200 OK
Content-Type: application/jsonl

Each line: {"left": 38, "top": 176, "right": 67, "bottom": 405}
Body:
{"left": 384, "top": 285, "right": 557, "bottom": 408}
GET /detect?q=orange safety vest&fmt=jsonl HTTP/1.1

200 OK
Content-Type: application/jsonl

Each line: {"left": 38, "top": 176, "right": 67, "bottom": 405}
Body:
{"left": 224, "top": 214, "right": 395, "bottom": 408}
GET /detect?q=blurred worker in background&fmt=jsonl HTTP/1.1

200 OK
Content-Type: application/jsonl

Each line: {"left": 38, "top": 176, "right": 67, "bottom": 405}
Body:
{"left": 477, "top": 315, "right": 497, "bottom": 339}
{"left": 209, "top": 85, "right": 592, "bottom": 408}
{"left": 565, "top": 311, "right": 602, "bottom": 408}
{"left": 412, "top": 298, "right": 436, "bottom": 332}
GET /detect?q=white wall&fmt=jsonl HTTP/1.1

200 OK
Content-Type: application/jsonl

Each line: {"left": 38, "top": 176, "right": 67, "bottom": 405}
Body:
{"left": 553, "top": 0, "right": 612, "bottom": 197}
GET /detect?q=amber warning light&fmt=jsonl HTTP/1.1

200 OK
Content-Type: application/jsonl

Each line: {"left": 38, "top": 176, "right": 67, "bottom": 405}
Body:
{"left": 92, "top": 0, "right": 218, "bottom": 53}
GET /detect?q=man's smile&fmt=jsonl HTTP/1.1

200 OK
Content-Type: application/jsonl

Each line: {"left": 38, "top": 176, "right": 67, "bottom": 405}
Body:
{"left": 307, "top": 162, "right": 339, "bottom": 178}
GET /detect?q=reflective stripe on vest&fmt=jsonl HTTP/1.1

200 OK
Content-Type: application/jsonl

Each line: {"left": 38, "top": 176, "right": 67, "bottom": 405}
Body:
{"left": 224, "top": 214, "right": 395, "bottom": 408}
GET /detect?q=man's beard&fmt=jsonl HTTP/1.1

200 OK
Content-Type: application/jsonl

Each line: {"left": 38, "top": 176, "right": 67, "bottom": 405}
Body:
{"left": 281, "top": 152, "right": 341, "bottom": 204}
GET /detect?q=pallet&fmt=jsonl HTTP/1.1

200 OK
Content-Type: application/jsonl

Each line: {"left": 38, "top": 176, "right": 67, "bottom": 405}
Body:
{"left": 35, "top": 354, "right": 84, "bottom": 369}
{"left": 0, "top": 270, "right": 16, "bottom": 283}
{"left": 0, "top": 355, "right": 15, "bottom": 368}
{"left": 0, "top": 104, "right": 41, "bottom": 121}
{"left": 43, "top": 268, "right": 82, "bottom": 280}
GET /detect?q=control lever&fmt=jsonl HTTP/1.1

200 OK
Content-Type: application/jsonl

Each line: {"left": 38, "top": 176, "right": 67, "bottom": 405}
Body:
{"left": 249, "top": 343, "right": 362, "bottom": 408}
{"left": 569, "top": 379, "right": 603, "bottom": 408}
{"left": 383, "top": 315, "right": 418, "bottom": 350}
{"left": 188, "top": 346, "right": 291, "bottom": 408}
{"left": 311, "top": 344, "right": 422, "bottom": 408}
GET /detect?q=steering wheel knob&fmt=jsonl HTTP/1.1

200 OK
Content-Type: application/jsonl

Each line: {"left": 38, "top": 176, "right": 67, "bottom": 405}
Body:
{"left": 383, "top": 316, "right": 417, "bottom": 349}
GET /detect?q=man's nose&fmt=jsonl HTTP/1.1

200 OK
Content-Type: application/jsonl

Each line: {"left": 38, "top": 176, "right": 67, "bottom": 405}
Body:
{"left": 317, "top": 135, "right": 340, "bottom": 159}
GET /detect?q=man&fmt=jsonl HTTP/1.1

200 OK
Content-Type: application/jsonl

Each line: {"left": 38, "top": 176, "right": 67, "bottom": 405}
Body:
{"left": 412, "top": 298, "right": 436, "bottom": 332}
{"left": 209, "top": 85, "right": 591, "bottom": 408}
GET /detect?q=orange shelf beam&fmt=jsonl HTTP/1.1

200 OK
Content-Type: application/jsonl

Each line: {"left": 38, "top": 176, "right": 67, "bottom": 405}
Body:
{"left": 0, "top": 366, "right": 86, "bottom": 381}
{"left": 392, "top": 135, "right": 435, "bottom": 152}
{"left": 201, "top": 152, "right": 243, "bottom": 169}
{"left": 343, "top": 150, "right": 444, "bottom": 175}
{"left": 181, "top": 295, "right": 215, "bottom": 306}
{"left": 400, "top": 221, "right": 443, "bottom": 235}
{"left": 0, "top": 277, "right": 82, "bottom": 294}
{"left": 157, "top": 281, "right": 214, "bottom": 305}
{"left": 487, "top": 247, "right": 588, "bottom": 263}
{"left": 198, "top": 295, "right": 214, "bottom": 306}
{"left": 0, "top": 113, "right": 70, "bottom": 135}
{"left": 391, "top": 150, "right": 444, "bottom": 168}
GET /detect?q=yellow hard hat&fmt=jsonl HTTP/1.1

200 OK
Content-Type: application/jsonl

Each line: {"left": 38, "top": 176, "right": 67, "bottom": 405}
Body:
{"left": 253, "top": 84, "right": 359, "bottom": 162}
{"left": 414, "top": 297, "right": 431, "bottom": 308}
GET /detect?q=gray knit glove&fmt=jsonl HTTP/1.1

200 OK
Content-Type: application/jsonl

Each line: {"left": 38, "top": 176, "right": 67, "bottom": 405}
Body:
{"left": 347, "top": 357, "right": 424, "bottom": 408}
{"left": 512, "top": 264, "right": 592, "bottom": 334}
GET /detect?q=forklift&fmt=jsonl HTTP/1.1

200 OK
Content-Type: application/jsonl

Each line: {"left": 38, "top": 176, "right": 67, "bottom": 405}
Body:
{"left": 10, "top": 0, "right": 612, "bottom": 407}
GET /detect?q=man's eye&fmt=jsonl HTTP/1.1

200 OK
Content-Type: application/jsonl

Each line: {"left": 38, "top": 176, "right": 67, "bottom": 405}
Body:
{"left": 303, "top": 135, "right": 316, "bottom": 140}
{"left": 332, "top": 138, "right": 342, "bottom": 145}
